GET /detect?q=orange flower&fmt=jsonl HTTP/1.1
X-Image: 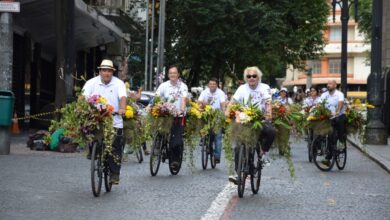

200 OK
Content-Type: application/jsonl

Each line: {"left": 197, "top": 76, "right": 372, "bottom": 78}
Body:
{"left": 107, "top": 104, "right": 114, "bottom": 113}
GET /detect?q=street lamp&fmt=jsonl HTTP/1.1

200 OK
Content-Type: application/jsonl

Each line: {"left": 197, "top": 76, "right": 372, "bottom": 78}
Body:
{"left": 331, "top": 0, "right": 358, "bottom": 97}
{"left": 365, "top": 0, "right": 387, "bottom": 145}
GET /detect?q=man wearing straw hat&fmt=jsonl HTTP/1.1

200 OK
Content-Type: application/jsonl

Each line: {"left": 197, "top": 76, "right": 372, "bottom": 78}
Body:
{"left": 83, "top": 59, "right": 127, "bottom": 185}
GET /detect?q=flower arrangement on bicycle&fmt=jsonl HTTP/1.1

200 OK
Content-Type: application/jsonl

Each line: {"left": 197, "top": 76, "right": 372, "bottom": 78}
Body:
{"left": 226, "top": 102, "right": 264, "bottom": 146}
{"left": 272, "top": 101, "right": 304, "bottom": 156}
{"left": 48, "top": 93, "right": 116, "bottom": 150}
{"left": 345, "top": 100, "right": 374, "bottom": 136}
{"left": 123, "top": 98, "right": 149, "bottom": 152}
{"left": 306, "top": 100, "right": 333, "bottom": 136}
{"left": 146, "top": 96, "right": 180, "bottom": 135}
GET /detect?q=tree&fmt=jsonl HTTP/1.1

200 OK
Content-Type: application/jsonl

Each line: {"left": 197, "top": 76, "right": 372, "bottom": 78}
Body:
{"left": 165, "top": 0, "right": 329, "bottom": 88}
{"left": 356, "top": 0, "right": 372, "bottom": 43}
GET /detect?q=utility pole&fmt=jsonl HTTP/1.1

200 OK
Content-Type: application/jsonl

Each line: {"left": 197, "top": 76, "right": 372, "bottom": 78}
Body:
{"left": 144, "top": 0, "right": 149, "bottom": 90}
{"left": 55, "top": 0, "right": 75, "bottom": 108}
{"left": 365, "top": 0, "right": 387, "bottom": 145}
{"left": 0, "top": 0, "right": 19, "bottom": 155}
{"left": 156, "top": 0, "right": 166, "bottom": 88}
{"left": 332, "top": 0, "right": 359, "bottom": 97}
{"left": 148, "top": 0, "right": 155, "bottom": 91}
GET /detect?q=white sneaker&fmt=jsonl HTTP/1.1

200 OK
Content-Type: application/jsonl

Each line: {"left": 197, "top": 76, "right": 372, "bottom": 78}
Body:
{"left": 261, "top": 154, "right": 271, "bottom": 167}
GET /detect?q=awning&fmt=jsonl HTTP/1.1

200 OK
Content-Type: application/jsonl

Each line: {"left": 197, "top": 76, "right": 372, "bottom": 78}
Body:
{"left": 347, "top": 91, "right": 367, "bottom": 98}
{"left": 282, "top": 78, "right": 367, "bottom": 86}
{"left": 13, "top": 0, "right": 125, "bottom": 58}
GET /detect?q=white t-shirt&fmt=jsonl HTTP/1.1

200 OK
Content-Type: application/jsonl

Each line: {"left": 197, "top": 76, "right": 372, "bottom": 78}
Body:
{"left": 232, "top": 83, "right": 271, "bottom": 111}
{"left": 156, "top": 80, "right": 188, "bottom": 111}
{"left": 303, "top": 96, "right": 321, "bottom": 107}
{"left": 320, "top": 90, "right": 345, "bottom": 115}
{"left": 198, "top": 88, "right": 226, "bottom": 110}
{"left": 276, "top": 97, "right": 293, "bottom": 105}
{"left": 82, "top": 76, "right": 127, "bottom": 128}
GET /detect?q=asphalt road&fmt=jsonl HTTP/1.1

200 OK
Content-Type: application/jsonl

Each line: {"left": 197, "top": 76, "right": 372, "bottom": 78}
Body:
{"left": 1, "top": 137, "right": 390, "bottom": 220}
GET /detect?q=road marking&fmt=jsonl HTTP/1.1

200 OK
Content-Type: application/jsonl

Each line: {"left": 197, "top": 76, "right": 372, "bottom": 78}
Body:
{"left": 201, "top": 183, "right": 236, "bottom": 220}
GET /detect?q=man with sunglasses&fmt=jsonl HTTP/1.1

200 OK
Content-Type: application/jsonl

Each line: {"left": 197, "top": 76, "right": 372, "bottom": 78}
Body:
{"left": 225, "top": 66, "right": 275, "bottom": 184}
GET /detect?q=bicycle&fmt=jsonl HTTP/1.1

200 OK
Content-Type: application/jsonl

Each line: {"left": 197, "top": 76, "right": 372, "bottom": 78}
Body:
{"left": 236, "top": 143, "right": 263, "bottom": 198}
{"left": 311, "top": 119, "right": 347, "bottom": 171}
{"left": 150, "top": 132, "right": 183, "bottom": 176}
{"left": 306, "top": 128, "right": 314, "bottom": 163}
{"left": 200, "top": 132, "right": 216, "bottom": 170}
{"left": 90, "top": 136, "right": 112, "bottom": 197}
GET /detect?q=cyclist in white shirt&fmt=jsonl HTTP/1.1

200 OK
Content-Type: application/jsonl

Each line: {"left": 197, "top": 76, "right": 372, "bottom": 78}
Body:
{"left": 198, "top": 77, "right": 227, "bottom": 163}
{"left": 82, "top": 59, "right": 127, "bottom": 185}
{"left": 155, "top": 65, "right": 188, "bottom": 171}
{"left": 320, "top": 80, "right": 347, "bottom": 161}
{"left": 225, "top": 66, "right": 276, "bottom": 184}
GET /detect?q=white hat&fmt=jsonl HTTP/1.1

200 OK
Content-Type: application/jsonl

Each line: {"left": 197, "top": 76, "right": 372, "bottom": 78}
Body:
{"left": 280, "top": 87, "right": 288, "bottom": 93}
{"left": 98, "top": 59, "right": 116, "bottom": 71}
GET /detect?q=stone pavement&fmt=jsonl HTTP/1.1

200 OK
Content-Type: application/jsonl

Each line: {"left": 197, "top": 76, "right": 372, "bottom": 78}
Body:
{"left": 348, "top": 134, "right": 390, "bottom": 174}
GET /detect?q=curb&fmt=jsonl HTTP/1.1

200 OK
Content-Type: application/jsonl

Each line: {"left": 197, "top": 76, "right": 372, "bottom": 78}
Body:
{"left": 347, "top": 138, "right": 390, "bottom": 174}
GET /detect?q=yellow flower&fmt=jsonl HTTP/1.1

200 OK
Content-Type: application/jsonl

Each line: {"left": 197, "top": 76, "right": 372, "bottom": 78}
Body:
{"left": 126, "top": 105, "right": 133, "bottom": 110}
{"left": 205, "top": 105, "right": 212, "bottom": 112}
{"left": 125, "top": 110, "right": 133, "bottom": 119}
{"left": 365, "top": 104, "right": 375, "bottom": 109}
{"left": 190, "top": 108, "right": 202, "bottom": 119}
{"left": 98, "top": 97, "right": 107, "bottom": 105}
{"left": 125, "top": 82, "right": 130, "bottom": 90}
{"left": 307, "top": 116, "right": 317, "bottom": 121}
{"left": 225, "top": 118, "right": 231, "bottom": 124}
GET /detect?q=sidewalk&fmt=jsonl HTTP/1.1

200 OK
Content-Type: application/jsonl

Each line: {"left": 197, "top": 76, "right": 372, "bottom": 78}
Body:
{"left": 348, "top": 134, "right": 390, "bottom": 174}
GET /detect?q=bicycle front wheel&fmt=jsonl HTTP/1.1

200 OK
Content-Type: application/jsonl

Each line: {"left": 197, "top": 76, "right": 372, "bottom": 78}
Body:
{"left": 313, "top": 136, "right": 335, "bottom": 172}
{"left": 136, "top": 146, "right": 143, "bottom": 163}
{"left": 150, "top": 134, "right": 163, "bottom": 176}
{"left": 336, "top": 141, "right": 347, "bottom": 170}
{"left": 201, "top": 136, "right": 209, "bottom": 170}
{"left": 250, "top": 147, "right": 261, "bottom": 194}
{"left": 210, "top": 135, "right": 216, "bottom": 169}
{"left": 169, "top": 144, "right": 183, "bottom": 175}
{"left": 91, "top": 142, "right": 103, "bottom": 197}
{"left": 237, "top": 144, "right": 247, "bottom": 198}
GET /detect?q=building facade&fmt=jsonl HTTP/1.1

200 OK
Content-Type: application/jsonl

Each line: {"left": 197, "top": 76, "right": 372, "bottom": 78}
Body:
{"left": 282, "top": 3, "right": 370, "bottom": 99}
{"left": 8, "top": 0, "right": 143, "bottom": 129}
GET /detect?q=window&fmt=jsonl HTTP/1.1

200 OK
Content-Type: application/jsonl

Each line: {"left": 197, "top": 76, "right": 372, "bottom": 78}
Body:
{"left": 329, "top": 26, "right": 341, "bottom": 41}
{"left": 308, "top": 60, "right": 321, "bottom": 74}
{"left": 329, "top": 58, "right": 341, "bottom": 73}
{"left": 348, "top": 27, "right": 355, "bottom": 41}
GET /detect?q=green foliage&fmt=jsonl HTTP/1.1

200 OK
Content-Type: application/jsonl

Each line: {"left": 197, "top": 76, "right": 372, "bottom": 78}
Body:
{"left": 356, "top": 0, "right": 372, "bottom": 43}
{"left": 165, "top": 0, "right": 329, "bottom": 87}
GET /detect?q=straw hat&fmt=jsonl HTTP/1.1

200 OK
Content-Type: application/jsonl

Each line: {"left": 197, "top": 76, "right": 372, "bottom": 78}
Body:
{"left": 98, "top": 59, "right": 116, "bottom": 71}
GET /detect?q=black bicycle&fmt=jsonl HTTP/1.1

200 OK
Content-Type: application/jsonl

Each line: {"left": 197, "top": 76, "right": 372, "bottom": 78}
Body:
{"left": 90, "top": 138, "right": 112, "bottom": 197}
{"left": 236, "top": 143, "right": 263, "bottom": 198}
{"left": 307, "top": 129, "right": 314, "bottom": 163}
{"left": 311, "top": 124, "right": 347, "bottom": 171}
{"left": 150, "top": 132, "right": 183, "bottom": 176}
{"left": 200, "top": 133, "right": 216, "bottom": 170}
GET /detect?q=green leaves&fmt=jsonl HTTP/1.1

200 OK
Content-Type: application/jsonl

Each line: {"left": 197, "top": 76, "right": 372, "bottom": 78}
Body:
{"left": 166, "top": 0, "right": 329, "bottom": 86}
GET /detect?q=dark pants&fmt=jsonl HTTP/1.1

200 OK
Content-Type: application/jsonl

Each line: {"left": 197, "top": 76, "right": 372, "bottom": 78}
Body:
{"left": 108, "top": 128, "right": 124, "bottom": 175}
{"left": 169, "top": 117, "right": 185, "bottom": 163}
{"left": 328, "top": 114, "right": 346, "bottom": 154}
{"left": 234, "top": 121, "right": 276, "bottom": 172}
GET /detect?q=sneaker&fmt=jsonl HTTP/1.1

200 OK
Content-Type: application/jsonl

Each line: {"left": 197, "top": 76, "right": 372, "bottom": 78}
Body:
{"left": 228, "top": 176, "right": 238, "bottom": 185}
{"left": 215, "top": 158, "right": 220, "bottom": 164}
{"left": 110, "top": 173, "right": 120, "bottom": 185}
{"left": 261, "top": 154, "right": 271, "bottom": 167}
{"left": 170, "top": 161, "right": 180, "bottom": 170}
{"left": 144, "top": 149, "right": 150, "bottom": 156}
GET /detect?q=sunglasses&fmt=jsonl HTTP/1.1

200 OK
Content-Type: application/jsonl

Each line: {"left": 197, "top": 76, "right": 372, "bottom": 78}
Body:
{"left": 246, "top": 74, "right": 257, "bottom": 79}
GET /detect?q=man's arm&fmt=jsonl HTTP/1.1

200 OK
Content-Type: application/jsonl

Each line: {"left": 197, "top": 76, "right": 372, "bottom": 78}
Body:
{"left": 119, "top": 96, "right": 126, "bottom": 116}
{"left": 336, "top": 101, "right": 344, "bottom": 116}
{"left": 264, "top": 100, "right": 272, "bottom": 121}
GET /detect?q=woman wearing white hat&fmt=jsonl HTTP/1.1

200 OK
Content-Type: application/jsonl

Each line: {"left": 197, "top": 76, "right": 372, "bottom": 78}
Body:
{"left": 277, "top": 88, "right": 293, "bottom": 105}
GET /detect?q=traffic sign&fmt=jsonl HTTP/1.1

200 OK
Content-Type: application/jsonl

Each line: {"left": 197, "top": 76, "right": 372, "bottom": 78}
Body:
{"left": 0, "top": 1, "right": 20, "bottom": 13}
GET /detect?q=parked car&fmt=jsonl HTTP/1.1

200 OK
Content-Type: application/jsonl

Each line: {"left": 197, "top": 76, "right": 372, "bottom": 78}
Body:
{"left": 137, "top": 91, "right": 155, "bottom": 107}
